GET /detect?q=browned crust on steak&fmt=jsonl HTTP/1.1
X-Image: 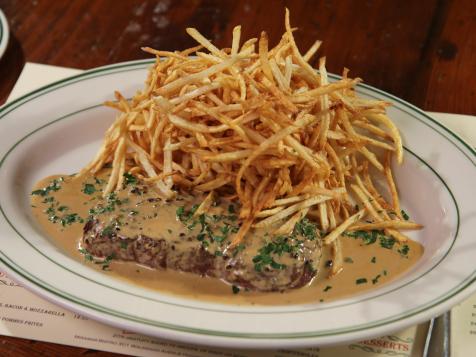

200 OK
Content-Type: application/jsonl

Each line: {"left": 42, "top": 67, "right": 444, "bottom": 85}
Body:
{"left": 82, "top": 219, "right": 320, "bottom": 292}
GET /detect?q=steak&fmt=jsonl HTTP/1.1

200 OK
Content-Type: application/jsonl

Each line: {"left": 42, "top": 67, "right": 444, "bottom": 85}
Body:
{"left": 82, "top": 183, "right": 322, "bottom": 292}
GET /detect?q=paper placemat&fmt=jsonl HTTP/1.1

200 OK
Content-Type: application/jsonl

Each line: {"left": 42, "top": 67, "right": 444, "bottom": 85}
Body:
{"left": 1, "top": 62, "right": 474, "bottom": 356}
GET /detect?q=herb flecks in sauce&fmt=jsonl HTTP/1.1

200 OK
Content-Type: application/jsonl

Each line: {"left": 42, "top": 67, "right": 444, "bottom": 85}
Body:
{"left": 379, "top": 235, "right": 396, "bottom": 250}
{"left": 372, "top": 274, "right": 382, "bottom": 285}
{"left": 82, "top": 183, "right": 97, "bottom": 195}
{"left": 33, "top": 178, "right": 85, "bottom": 227}
{"left": 401, "top": 210, "right": 410, "bottom": 221}
{"left": 31, "top": 177, "right": 63, "bottom": 197}
{"left": 123, "top": 172, "right": 138, "bottom": 186}
{"left": 344, "top": 229, "right": 410, "bottom": 256}
{"left": 253, "top": 238, "right": 289, "bottom": 272}
{"left": 78, "top": 248, "right": 94, "bottom": 262}
{"left": 398, "top": 244, "right": 410, "bottom": 257}
{"left": 253, "top": 218, "right": 319, "bottom": 273}
{"left": 78, "top": 247, "right": 114, "bottom": 270}
{"left": 30, "top": 170, "right": 424, "bottom": 304}
{"left": 175, "top": 204, "right": 239, "bottom": 250}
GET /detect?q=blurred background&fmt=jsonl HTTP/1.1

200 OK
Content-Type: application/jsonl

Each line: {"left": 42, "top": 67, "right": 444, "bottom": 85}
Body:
{"left": 0, "top": 0, "right": 475, "bottom": 114}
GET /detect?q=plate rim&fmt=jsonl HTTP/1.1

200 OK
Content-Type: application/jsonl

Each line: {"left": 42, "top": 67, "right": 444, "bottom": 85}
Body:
{"left": 0, "top": 9, "right": 9, "bottom": 60}
{"left": 0, "top": 59, "right": 475, "bottom": 346}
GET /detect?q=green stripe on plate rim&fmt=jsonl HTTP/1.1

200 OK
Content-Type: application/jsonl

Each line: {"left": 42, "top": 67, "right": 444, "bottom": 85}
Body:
{"left": 1, "top": 252, "right": 475, "bottom": 339}
{"left": 0, "top": 101, "right": 461, "bottom": 314}
{"left": 0, "top": 60, "right": 474, "bottom": 339}
{"left": 0, "top": 10, "right": 3, "bottom": 47}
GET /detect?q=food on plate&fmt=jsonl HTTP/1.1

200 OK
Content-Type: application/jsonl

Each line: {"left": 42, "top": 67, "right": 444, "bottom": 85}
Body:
{"left": 81, "top": 180, "right": 320, "bottom": 292}
{"left": 31, "top": 9, "right": 423, "bottom": 303}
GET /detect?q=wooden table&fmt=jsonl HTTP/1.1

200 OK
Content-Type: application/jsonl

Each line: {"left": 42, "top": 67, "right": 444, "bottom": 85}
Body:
{"left": 0, "top": 0, "right": 474, "bottom": 355}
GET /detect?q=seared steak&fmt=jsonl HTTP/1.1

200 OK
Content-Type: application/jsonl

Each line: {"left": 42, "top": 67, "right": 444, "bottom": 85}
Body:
{"left": 82, "top": 183, "right": 322, "bottom": 292}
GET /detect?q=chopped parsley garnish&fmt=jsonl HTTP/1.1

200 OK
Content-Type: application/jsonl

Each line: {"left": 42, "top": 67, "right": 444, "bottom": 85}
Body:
{"left": 252, "top": 219, "right": 319, "bottom": 272}
{"left": 60, "top": 213, "right": 83, "bottom": 226}
{"left": 100, "top": 223, "right": 118, "bottom": 238}
{"left": 45, "top": 206, "right": 57, "bottom": 222}
{"left": 97, "top": 254, "right": 115, "bottom": 270}
{"left": 371, "top": 256, "right": 376, "bottom": 263}
{"left": 176, "top": 204, "right": 239, "bottom": 247}
{"left": 344, "top": 257, "right": 354, "bottom": 263}
{"left": 123, "top": 172, "right": 138, "bottom": 186}
{"left": 177, "top": 204, "right": 199, "bottom": 228}
{"left": 233, "top": 243, "right": 245, "bottom": 257}
{"left": 89, "top": 192, "right": 127, "bottom": 216}
{"left": 270, "top": 260, "right": 286, "bottom": 270}
{"left": 232, "top": 285, "right": 240, "bottom": 294}
{"left": 383, "top": 270, "right": 388, "bottom": 276}
{"left": 31, "top": 178, "right": 63, "bottom": 197}
{"left": 78, "top": 248, "right": 94, "bottom": 262}
{"left": 228, "top": 204, "right": 236, "bottom": 214}
{"left": 401, "top": 209, "right": 410, "bottom": 221}
{"left": 176, "top": 206, "right": 185, "bottom": 219}
{"left": 214, "top": 250, "right": 223, "bottom": 257}
{"left": 323, "top": 285, "right": 332, "bottom": 292}
{"left": 44, "top": 203, "right": 83, "bottom": 226}
{"left": 379, "top": 235, "right": 396, "bottom": 249}
{"left": 120, "top": 240, "right": 128, "bottom": 249}
{"left": 345, "top": 229, "right": 398, "bottom": 250}
{"left": 344, "top": 230, "right": 377, "bottom": 245}
{"left": 79, "top": 250, "right": 115, "bottom": 270}
{"left": 398, "top": 244, "right": 410, "bottom": 256}
{"left": 356, "top": 278, "right": 368, "bottom": 285}
{"left": 372, "top": 274, "right": 381, "bottom": 285}
{"left": 294, "top": 218, "right": 318, "bottom": 240}
{"left": 82, "top": 183, "right": 97, "bottom": 195}
{"left": 252, "top": 236, "right": 293, "bottom": 272}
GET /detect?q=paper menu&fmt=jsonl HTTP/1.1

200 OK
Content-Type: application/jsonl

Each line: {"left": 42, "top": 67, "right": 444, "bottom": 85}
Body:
{"left": 1, "top": 62, "right": 475, "bottom": 356}
{"left": 451, "top": 295, "right": 476, "bottom": 357}
{"left": 0, "top": 267, "right": 426, "bottom": 357}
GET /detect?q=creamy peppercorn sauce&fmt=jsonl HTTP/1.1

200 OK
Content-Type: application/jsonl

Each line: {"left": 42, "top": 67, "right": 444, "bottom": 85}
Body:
{"left": 30, "top": 170, "right": 423, "bottom": 305}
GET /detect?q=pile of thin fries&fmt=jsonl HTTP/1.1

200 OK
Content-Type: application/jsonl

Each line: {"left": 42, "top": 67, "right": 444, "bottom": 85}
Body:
{"left": 79, "top": 9, "right": 422, "bottom": 275}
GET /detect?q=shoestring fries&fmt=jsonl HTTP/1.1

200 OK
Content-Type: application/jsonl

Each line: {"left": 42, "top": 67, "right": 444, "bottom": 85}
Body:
{"left": 77, "top": 8, "right": 422, "bottom": 276}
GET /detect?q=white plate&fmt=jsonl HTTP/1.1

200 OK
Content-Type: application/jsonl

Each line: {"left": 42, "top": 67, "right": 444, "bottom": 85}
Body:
{"left": 0, "top": 9, "right": 9, "bottom": 60}
{"left": 0, "top": 60, "right": 475, "bottom": 349}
